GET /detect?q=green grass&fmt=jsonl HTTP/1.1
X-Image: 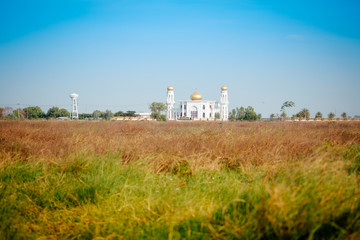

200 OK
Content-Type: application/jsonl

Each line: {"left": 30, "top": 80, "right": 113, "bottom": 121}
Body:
{"left": 1, "top": 148, "right": 360, "bottom": 239}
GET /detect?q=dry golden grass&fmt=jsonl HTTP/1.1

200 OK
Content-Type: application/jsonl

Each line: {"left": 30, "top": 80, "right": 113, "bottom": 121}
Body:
{"left": 1, "top": 120, "right": 359, "bottom": 171}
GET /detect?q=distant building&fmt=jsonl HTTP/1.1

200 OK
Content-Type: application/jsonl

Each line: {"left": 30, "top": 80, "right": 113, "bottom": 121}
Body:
{"left": 166, "top": 86, "right": 229, "bottom": 121}
{"left": 112, "top": 113, "right": 154, "bottom": 121}
{"left": 135, "top": 112, "right": 152, "bottom": 118}
{"left": 57, "top": 117, "right": 70, "bottom": 120}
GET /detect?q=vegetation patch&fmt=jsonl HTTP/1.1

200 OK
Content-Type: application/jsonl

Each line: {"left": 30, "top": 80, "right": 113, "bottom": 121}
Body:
{"left": 0, "top": 121, "right": 360, "bottom": 239}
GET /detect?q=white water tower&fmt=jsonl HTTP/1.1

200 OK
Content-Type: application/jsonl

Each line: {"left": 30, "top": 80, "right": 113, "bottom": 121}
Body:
{"left": 70, "top": 93, "right": 79, "bottom": 119}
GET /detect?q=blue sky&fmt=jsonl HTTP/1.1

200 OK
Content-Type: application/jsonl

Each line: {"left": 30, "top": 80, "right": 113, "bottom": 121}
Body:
{"left": 1, "top": 0, "right": 360, "bottom": 117}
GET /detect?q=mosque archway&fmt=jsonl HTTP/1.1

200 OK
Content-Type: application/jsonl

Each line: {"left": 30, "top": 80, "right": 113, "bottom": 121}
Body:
{"left": 191, "top": 106, "right": 198, "bottom": 119}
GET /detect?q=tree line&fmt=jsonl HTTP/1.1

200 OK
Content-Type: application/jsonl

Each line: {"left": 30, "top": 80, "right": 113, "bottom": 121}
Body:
{"left": 0, "top": 106, "right": 138, "bottom": 120}
{"left": 287, "top": 109, "right": 345, "bottom": 120}
{"left": 0, "top": 106, "right": 71, "bottom": 120}
{"left": 270, "top": 101, "right": 349, "bottom": 120}
{"left": 228, "top": 106, "right": 262, "bottom": 121}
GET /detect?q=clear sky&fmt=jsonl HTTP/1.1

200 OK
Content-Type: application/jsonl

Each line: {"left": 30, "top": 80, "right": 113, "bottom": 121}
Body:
{"left": 1, "top": 0, "right": 360, "bottom": 117}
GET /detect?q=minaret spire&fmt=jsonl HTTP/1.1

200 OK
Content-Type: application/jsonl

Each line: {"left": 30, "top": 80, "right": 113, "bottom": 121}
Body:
{"left": 220, "top": 86, "right": 229, "bottom": 121}
{"left": 166, "top": 86, "right": 175, "bottom": 120}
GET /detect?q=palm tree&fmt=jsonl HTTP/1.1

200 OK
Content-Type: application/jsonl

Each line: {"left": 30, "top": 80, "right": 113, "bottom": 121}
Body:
{"left": 280, "top": 101, "right": 295, "bottom": 118}
{"left": 296, "top": 108, "right": 310, "bottom": 119}
{"left": 270, "top": 113, "right": 275, "bottom": 121}
{"left": 315, "top": 112, "right": 322, "bottom": 119}
{"left": 328, "top": 112, "right": 335, "bottom": 119}
{"left": 341, "top": 112, "right": 347, "bottom": 119}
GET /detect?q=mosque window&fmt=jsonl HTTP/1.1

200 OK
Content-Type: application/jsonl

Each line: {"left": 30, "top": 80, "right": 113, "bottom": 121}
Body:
{"left": 203, "top": 105, "right": 205, "bottom": 110}
{"left": 191, "top": 111, "right": 197, "bottom": 119}
{"left": 203, "top": 113, "right": 205, "bottom": 118}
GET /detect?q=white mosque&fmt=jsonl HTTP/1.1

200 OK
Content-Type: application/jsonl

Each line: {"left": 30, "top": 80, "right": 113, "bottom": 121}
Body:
{"left": 166, "top": 86, "right": 229, "bottom": 121}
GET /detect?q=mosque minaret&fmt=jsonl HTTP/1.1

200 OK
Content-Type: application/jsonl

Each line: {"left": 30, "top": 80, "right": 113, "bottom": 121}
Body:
{"left": 166, "top": 86, "right": 175, "bottom": 120}
{"left": 220, "top": 86, "right": 229, "bottom": 120}
{"left": 166, "top": 86, "right": 229, "bottom": 121}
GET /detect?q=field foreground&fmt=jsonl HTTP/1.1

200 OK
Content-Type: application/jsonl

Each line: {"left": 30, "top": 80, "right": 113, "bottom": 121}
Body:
{"left": 1, "top": 121, "right": 360, "bottom": 239}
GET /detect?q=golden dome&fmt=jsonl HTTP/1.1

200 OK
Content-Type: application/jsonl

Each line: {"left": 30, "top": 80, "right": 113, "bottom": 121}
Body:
{"left": 167, "top": 86, "right": 174, "bottom": 91}
{"left": 221, "top": 85, "right": 228, "bottom": 91}
{"left": 191, "top": 92, "right": 202, "bottom": 100}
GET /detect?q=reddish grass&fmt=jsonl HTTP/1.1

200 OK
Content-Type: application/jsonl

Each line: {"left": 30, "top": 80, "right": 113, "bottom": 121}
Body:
{"left": 1, "top": 120, "right": 359, "bottom": 173}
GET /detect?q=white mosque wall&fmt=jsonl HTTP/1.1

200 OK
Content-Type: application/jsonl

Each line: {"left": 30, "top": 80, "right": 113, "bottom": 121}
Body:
{"left": 177, "top": 100, "right": 219, "bottom": 120}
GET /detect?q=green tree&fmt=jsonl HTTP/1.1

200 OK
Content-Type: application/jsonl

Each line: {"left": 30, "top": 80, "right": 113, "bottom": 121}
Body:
{"left": 149, "top": 102, "right": 166, "bottom": 121}
{"left": 79, "top": 113, "right": 92, "bottom": 120}
{"left": 23, "top": 106, "right": 45, "bottom": 119}
{"left": 12, "top": 109, "right": 19, "bottom": 119}
{"left": 281, "top": 101, "right": 295, "bottom": 109}
{"left": 244, "top": 106, "right": 258, "bottom": 121}
{"left": 229, "top": 109, "right": 236, "bottom": 121}
{"left": 341, "top": 112, "right": 347, "bottom": 119}
{"left": 58, "top": 108, "right": 70, "bottom": 117}
{"left": 125, "top": 111, "right": 136, "bottom": 117}
{"left": 0, "top": 107, "right": 3, "bottom": 118}
{"left": 93, "top": 110, "right": 102, "bottom": 120}
{"left": 270, "top": 113, "right": 275, "bottom": 121}
{"left": 160, "top": 114, "right": 167, "bottom": 121}
{"left": 280, "top": 111, "right": 287, "bottom": 119}
{"left": 236, "top": 107, "right": 245, "bottom": 120}
{"left": 315, "top": 112, "right": 323, "bottom": 119}
{"left": 229, "top": 106, "right": 260, "bottom": 121}
{"left": 328, "top": 112, "right": 335, "bottom": 119}
{"left": 47, "top": 107, "right": 60, "bottom": 119}
{"left": 296, "top": 108, "right": 310, "bottom": 119}
{"left": 281, "top": 101, "right": 295, "bottom": 118}
{"left": 114, "top": 111, "right": 125, "bottom": 117}
{"left": 104, "top": 110, "right": 114, "bottom": 120}
{"left": 13, "top": 109, "right": 25, "bottom": 119}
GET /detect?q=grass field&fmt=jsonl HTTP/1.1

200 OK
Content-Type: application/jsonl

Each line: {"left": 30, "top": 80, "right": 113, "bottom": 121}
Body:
{"left": 1, "top": 120, "right": 360, "bottom": 239}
